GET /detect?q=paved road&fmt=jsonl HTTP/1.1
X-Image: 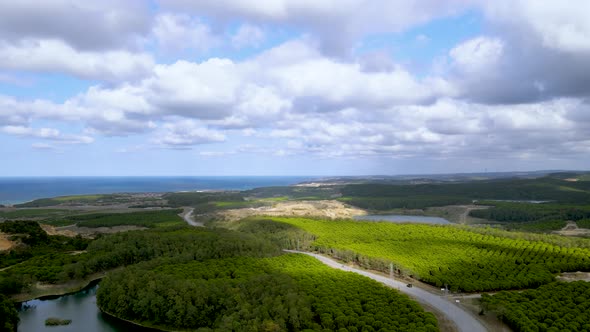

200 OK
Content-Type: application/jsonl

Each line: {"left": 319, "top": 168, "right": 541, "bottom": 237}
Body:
{"left": 285, "top": 250, "right": 487, "bottom": 332}
{"left": 181, "top": 207, "right": 204, "bottom": 227}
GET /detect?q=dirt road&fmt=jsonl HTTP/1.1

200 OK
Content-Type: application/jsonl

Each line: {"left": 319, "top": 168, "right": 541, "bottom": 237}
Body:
{"left": 285, "top": 250, "right": 488, "bottom": 332}
{"left": 181, "top": 207, "right": 204, "bottom": 227}
{"left": 458, "top": 205, "right": 489, "bottom": 224}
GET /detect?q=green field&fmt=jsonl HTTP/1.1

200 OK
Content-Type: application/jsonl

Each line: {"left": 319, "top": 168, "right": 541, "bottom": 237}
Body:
{"left": 481, "top": 281, "right": 590, "bottom": 331}
{"left": 262, "top": 217, "right": 590, "bottom": 292}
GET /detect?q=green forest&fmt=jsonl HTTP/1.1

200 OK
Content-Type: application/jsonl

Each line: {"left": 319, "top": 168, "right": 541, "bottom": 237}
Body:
{"left": 98, "top": 253, "right": 438, "bottom": 331}
{"left": 0, "top": 225, "right": 278, "bottom": 294}
{"left": 1, "top": 218, "right": 440, "bottom": 331}
{"left": 60, "top": 209, "right": 184, "bottom": 228}
{"left": 481, "top": 281, "right": 590, "bottom": 331}
{"left": 469, "top": 202, "right": 590, "bottom": 222}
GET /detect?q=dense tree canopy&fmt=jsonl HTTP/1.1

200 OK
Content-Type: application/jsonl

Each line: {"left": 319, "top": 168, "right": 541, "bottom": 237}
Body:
{"left": 481, "top": 281, "right": 590, "bottom": 332}
{"left": 98, "top": 254, "right": 438, "bottom": 331}
{"left": 265, "top": 217, "right": 590, "bottom": 292}
{"left": 0, "top": 294, "right": 18, "bottom": 332}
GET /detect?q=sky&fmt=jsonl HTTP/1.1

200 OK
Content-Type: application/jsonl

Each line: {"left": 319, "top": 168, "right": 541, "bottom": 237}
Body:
{"left": 0, "top": 0, "right": 589, "bottom": 176}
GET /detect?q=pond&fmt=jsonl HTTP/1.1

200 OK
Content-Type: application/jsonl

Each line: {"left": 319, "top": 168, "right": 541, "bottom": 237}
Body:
{"left": 17, "top": 282, "right": 155, "bottom": 332}
{"left": 354, "top": 214, "right": 451, "bottom": 224}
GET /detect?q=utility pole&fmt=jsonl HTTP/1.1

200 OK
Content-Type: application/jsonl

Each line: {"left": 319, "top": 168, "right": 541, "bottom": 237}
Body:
{"left": 389, "top": 263, "right": 394, "bottom": 280}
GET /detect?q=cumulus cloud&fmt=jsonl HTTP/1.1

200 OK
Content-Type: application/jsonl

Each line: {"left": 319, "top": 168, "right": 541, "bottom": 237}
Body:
{"left": 483, "top": 1, "right": 590, "bottom": 54}
{"left": 159, "top": 0, "right": 469, "bottom": 55}
{"left": 152, "top": 120, "right": 226, "bottom": 147}
{"left": 450, "top": 37, "right": 504, "bottom": 75}
{"left": 0, "top": 0, "right": 151, "bottom": 51}
{"left": 1, "top": 0, "right": 589, "bottom": 171}
{"left": 153, "top": 13, "right": 221, "bottom": 52}
{"left": 446, "top": 1, "right": 590, "bottom": 104}
{"left": 0, "top": 39, "right": 154, "bottom": 81}
{"left": 21, "top": 40, "right": 444, "bottom": 137}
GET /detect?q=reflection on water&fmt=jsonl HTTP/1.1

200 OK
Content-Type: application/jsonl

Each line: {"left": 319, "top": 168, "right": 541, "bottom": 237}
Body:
{"left": 354, "top": 214, "right": 451, "bottom": 224}
{"left": 18, "top": 283, "right": 143, "bottom": 332}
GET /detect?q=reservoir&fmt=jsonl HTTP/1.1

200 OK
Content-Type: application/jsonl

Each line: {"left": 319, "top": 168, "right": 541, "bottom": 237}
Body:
{"left": 17, "top": 283, "right": 152, "bottom": 332}
{"left": 355, "top": 214, "right": 451, "bottom": 224}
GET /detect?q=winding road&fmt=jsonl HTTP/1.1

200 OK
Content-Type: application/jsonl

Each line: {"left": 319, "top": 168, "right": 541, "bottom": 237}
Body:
{"left": 285, "top": 250, "right": 487, "bottom": 332}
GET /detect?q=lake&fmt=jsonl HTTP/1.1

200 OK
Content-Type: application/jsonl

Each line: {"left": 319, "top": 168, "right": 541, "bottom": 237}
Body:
{"left": 17, "top": 283, "right": 155, "bottom": 332}
{"left": 354, "top": 214, "right": 451, "bottom": 224}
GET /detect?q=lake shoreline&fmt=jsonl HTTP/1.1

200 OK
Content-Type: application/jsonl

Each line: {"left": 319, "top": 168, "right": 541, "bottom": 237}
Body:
{"left": 13, "top": 271, "right": 108, "bottom": 303}
{"left": 99, "top": 309, "right": 169, "bottom": 332}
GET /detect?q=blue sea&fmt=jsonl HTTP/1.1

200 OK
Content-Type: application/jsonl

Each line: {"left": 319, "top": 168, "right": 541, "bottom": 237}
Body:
{"left": 0, "top": 176, "right": 317, "bottom": 205}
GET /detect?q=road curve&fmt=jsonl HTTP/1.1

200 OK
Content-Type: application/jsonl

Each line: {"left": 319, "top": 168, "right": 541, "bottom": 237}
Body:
{"left": 181, "top": 207, "right": 204, "bottom": 227}
{"left": 285, "top": 250, "right": 487, "bottom": 332}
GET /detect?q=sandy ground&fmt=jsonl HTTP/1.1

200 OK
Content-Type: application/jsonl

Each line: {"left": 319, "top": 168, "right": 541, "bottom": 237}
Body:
{"left": 0, "top": 232, "right": 16, "bottom": 251}
{"left": 552, "top": 221, "right": 590, "bottom": 236}
{"left": 220, "top": 200, "right": 366, "bottom": 221}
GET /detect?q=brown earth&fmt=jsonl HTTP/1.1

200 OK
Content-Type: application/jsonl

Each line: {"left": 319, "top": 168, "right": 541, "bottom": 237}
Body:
{"left": 40, "top": 224, "right": 79, "bottom": 237}
{"left": 552, "top": 221, "right": 590, "bottom": 236}
{"left": 0, "top": 232, "right": 16, "bottom": 251}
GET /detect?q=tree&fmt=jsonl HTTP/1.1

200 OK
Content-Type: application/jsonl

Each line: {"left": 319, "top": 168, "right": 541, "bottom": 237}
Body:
{"left": 0, "top": 294, "right": 19, "bottom": 332}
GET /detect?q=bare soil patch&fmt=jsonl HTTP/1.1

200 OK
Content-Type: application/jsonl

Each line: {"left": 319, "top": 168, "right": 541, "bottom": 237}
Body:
{"left": 0, "top": 232, "right": 16, "bottom": 251}
{"left": 55, "top": 224, "right": 147, "bottom": 237}
{"left": 220, "top": 200, "right": 366, "bottom": 221}
{"left": 552, "top": 221, "right": 590, "bottom": 236}
{"left": 40, "top": 224, "right": 78, "bottom": 237}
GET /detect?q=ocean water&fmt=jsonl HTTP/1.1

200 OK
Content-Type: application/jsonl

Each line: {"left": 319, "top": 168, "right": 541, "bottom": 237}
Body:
{"left": 0, "top": 176, "right": 316, "bottom": 205}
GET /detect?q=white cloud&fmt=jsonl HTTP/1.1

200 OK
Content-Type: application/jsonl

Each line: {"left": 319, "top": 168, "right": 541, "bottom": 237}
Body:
{"left": 450, "top": 36, "right": 504, "bottom": 74}
{"left": 0, "top": 39, "right": 154, "bottom": 81}
{"left": 1, "top": 125, "right": 94, "bottom": 144}
{"left": 31, "top": 142, "right": 58, "bottom": 150}
{"left": 483, "top": 0, "right": 590, "bottom": 54}
{"left": 160, "top": 0, "right": 470, "bottom": 55}
{"left": 152, "top": 120, "right": 226, "bottom": 147}
{"left": 153, "top": 13, "right": 220, "bottom": 52}
{"left": 0, "top": 0, "right": 151, "bottom": 51}
{"left": 232, "top": 24, "right": 266, "bottom": 49}
{"left": 22, "top": 39, "right": 444, "bottom": 137}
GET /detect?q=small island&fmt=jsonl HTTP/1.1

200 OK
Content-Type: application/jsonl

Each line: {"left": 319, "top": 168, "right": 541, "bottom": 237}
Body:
{"left": 45, "top": 317, "right": 72, "bottom": 326}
